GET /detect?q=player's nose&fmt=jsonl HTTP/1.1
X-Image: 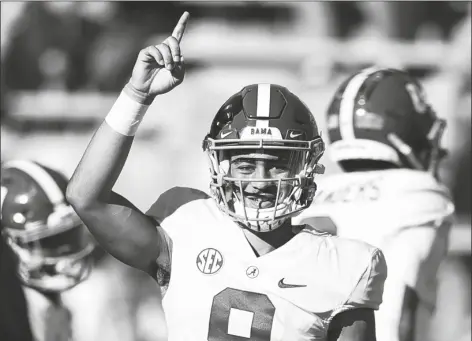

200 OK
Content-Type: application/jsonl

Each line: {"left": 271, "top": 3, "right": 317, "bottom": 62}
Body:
{"left": 250, "top": 164, "right": 273, "bottom": 190}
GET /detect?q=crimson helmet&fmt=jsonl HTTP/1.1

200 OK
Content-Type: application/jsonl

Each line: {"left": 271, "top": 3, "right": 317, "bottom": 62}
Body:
{"left": 202, "top": 83, "right": 325, "bottom": 232}
{"left": 326, "top": 67, "right": 447, "bottom": 175}
{"left": 1, "top": 160, "right": 95, "bottom": 292}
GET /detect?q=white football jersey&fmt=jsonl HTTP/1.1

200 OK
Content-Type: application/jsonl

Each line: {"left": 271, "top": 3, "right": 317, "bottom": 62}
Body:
{"left": 294, "top": 169, "right": 455, "bottom": 341}
{"left": 146, "top": 187, "right": 387, "bottom": 341}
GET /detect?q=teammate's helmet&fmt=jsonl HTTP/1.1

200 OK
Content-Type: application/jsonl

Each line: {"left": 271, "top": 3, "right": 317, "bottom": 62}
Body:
{"left": 326, "top": 67, "right": 447, "bottom": 175}
{"left": 1, "top": 160, "right": 95, "bottom": 292}
{"left": 202, "top": 83, "right": 325, "bottom": 232}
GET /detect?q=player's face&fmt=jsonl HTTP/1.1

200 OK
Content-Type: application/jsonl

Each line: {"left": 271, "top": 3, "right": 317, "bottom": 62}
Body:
{"left": 20, "top": 224, "right": 90, "bottom": 258}
{"left": 228, "top": 149, "right": 304, "bottom": 209}
{"left": 9, "top": 224, "right": 94, "bottom": 291}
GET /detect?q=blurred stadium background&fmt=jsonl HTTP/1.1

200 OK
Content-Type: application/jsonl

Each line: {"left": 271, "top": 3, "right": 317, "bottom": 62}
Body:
{"left": 1, "top": 2, "right": 470, "bottom": 341}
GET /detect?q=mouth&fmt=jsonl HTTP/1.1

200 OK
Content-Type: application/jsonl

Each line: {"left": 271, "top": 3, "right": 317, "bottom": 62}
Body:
{"left": 242, "top": 192, "right": 277, "bottom": 209}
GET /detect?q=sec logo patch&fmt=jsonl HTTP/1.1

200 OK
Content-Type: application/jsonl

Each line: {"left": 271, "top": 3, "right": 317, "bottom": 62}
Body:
{"left": 196, "top": 248, "right": 224, "bottom": 274}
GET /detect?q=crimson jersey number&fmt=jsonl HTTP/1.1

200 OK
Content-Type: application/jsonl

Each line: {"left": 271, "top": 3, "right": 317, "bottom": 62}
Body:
{"left": 208, "top": 288, "right": 275, "bottom": 340}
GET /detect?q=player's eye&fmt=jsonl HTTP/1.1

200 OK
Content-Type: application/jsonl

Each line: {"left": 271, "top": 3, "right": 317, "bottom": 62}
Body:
{"left": 235, "top": 163, "right": 256, "bottom": 174}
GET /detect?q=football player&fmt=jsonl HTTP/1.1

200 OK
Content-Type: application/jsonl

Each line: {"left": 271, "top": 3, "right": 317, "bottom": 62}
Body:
{"left": 1, "top": 160, "right": 95, "bottom": 341}
{"left": 294, "top": 67, "right": 454, "bottom": 341}
{"left": 0, "top": 226, "right": 34, "bottom": 341}
{"left": 67, "top": 12, "right": 387, "bottom": 340}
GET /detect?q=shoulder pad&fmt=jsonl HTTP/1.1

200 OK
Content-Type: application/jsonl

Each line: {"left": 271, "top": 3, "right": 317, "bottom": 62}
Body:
{"left": 146, "top": 187, "right": 210, "bottom": 224}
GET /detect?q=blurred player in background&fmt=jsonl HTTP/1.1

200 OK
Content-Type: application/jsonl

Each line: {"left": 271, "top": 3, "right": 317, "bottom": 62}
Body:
{"left": 295, "top": 67, "right": 454, "bottom": 341}
{"left": 1, "top": 160, "right": 95, "bottom": 341}
{"left": 67, "top": 12, "right": 388, "bottom": 341}
{"left": 0, "top": 221, "right": 34, "bottom": 341}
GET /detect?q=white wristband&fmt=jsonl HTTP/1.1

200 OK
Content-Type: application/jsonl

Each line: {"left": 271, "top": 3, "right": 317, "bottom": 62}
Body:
{"left": 105, "top": 91, "right": 149, "bottom": 136}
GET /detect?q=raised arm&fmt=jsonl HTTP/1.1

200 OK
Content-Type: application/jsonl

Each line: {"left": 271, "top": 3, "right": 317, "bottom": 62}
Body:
{"left": 66, "top": 12, "right": 190, "bottom": 275}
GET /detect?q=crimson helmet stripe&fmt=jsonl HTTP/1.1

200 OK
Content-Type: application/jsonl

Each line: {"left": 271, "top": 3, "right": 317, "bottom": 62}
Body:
{"left": 256, "top": 83, "right": 271, "bottom": 129}
{"left": 339, "top": 67, "right": 381, "bottom": 140}
{"left": 3, "top": 161, "right": 65, "bottom": 207}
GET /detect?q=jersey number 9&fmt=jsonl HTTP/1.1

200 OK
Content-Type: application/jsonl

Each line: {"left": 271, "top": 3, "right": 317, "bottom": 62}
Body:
{"left": 208, "top": 287, "right": 275, "bottom": 340}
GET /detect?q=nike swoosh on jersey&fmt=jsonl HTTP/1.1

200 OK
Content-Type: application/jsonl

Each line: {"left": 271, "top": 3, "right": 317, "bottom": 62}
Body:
{"left": 278, "top": 278, "right": 307, "bottom": 288}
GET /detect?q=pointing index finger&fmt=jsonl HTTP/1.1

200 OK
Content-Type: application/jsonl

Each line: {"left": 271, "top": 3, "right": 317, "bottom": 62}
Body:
{"left": 172, "top": 11, "right": 190, "bottom": 43}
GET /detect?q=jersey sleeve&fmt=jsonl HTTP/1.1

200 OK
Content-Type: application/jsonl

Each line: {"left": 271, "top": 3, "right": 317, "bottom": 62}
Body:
{"left": 381, "top": 222, "right": 451, "bottom": 308}
{"left": 145, "top": 187, "right": 209, "bottom": 288}
{"left": 346, "top": 248, "right": 388, "bottom": 310}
